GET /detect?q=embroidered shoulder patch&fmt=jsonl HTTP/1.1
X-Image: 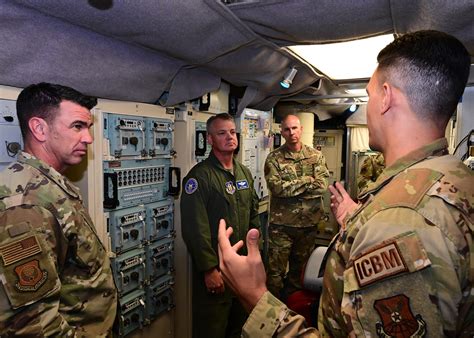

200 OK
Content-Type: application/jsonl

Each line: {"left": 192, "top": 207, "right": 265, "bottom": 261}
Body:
{"left": 14, "top": 259, "right": 48, "bottom": 292}
{"left": 236, "top": 180, "right": 249, "bottom": 190}
{"left": 353, "top": 242, "right": 407, "bottom": 287}
{"left": 374, "top": 294, "right": 426, "bottom": 336}
{"left": 185, "top": 178, "right": 198, "bottom": 194}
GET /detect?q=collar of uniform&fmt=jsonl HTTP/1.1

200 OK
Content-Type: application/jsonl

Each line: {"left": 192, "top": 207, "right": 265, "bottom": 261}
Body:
{"left": 18, "top": 151, "right": 81, "bottom": 199}
{"left": 281, "top": 143, "right": 311, "bottom": 160}
{"left": 358, "top": 138, "right": 448, "bottom": 200}
{"left": 208, "top": 150, "right": 237, "bottom": 175}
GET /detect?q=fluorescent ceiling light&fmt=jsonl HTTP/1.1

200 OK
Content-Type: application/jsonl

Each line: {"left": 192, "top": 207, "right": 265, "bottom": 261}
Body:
{"left": 346, "top": 88, "right": 369, "bottom": 101}
{"left": 289, "top": 34, "right": 394, "bottom": 80}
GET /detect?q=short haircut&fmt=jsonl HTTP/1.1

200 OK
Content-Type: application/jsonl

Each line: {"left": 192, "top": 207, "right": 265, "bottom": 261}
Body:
{"left": 376, "top": 30, "right": 470, "bottom": 127}
{"left": 16, "top": 82, "right": 97, "bottom": 138}
{"left": 206, "top": 113, "right": 235, "bottom": 133}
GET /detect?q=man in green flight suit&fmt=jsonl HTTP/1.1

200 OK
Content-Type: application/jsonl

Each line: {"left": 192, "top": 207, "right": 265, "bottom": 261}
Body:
{"left": 0, "top": 83, "right": 117, "bottom": 336}
{"left": 180, "top": 113, "right": 260, "bottom": 338}
{"left": 217, "top": 30, "right": 473, "bottom": 337}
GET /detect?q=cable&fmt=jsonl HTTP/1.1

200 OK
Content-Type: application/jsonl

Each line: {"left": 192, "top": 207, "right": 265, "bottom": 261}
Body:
{"left": 453, "top": 129, "right": 474, "bottom": 155}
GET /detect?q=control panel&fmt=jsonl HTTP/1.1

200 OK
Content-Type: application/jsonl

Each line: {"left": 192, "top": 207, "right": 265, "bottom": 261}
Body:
{"left": 194, "top": 121, "right": 211, "bottom": 163}
{"left": 0, "top": 99, "right": 22, "bottom": 172}
{"left": 102, "top": 111, "right": 177, "bottom": 336}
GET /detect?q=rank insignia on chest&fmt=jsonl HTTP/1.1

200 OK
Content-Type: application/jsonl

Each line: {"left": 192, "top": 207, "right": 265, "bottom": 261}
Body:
{"left": 236, "top": 180, "right": 249, "bottom": 190}
{"left": 14, "top": 259, "right": 48, "bottom": 292}
{"left": 185, "top": 178, "right": 198, "bottom": 194}
{"left": 225, "top": 181, "right": 236, "bottom": 195}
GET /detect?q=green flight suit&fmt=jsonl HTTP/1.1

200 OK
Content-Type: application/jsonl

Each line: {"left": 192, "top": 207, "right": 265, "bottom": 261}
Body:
{"left": 181, "top": 151, "right": 260, "bottom": 338}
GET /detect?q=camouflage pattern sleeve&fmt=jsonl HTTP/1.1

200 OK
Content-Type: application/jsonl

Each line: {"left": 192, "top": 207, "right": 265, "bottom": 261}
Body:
{"left": 305, "top": 152, "right": 329, "bottom": 197}
{"left": 357, "top": 153, "right": 385, "bottom": 193}
{"left": 264, "top": 155, "right": 314, "bottom": 198}
{"left": 0, "top": 206, "right": 73, "bottom": 337}
{"left": 242, "top": 291, "right": 320, "bottom": 337}
{"left": 339, "top": 208, "right": 467, "bottom": 336}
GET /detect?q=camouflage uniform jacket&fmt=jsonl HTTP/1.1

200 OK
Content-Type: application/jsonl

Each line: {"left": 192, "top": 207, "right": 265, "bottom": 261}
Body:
{"left": 265, "top": 143, "right": 329, "bottom": 227}
{"left": 243, "top": 138, "right": 473, "bottom": 337}
{"left": 0, "top": 152, "right": 117, "bottom": 337}
{"left": 181, "top": 150, "right": 260, "bottom": 273}
{"left": 357, "top": 152, "right": 385, "bottom": 194}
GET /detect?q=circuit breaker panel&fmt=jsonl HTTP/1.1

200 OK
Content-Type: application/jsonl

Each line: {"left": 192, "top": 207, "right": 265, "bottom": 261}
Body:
{"left": 102, "top": 111, "right": 177, "bottom": 337}
{"left": 236, "top": 108, "right": 272, "bottom": 200}
{"left": 0, "top": 99, "right": 22, "bottom": 172}
{"left": 194, "top": 120, "right": 211, "bottom": 163}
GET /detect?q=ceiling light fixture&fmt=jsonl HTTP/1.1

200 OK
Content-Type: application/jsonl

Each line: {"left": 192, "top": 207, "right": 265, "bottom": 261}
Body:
{"left": 280, "top": 67, "right": 298, "bottom": 89}
{"left": 289, "top": 34, "right": 394, "bottom": 80}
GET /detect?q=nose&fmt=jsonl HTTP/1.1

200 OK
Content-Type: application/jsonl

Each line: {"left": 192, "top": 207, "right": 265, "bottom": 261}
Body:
{"left": 82, "top": 129, "right": 94, "bottom": 144}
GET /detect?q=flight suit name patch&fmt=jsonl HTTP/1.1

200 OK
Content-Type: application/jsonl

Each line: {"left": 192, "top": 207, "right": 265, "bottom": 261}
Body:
{"left": 14, "top": 259, "right": 48, "bottom": 292}
{"left": 236, "top": 180, "right": 249, "bottom": 190}
{"left": 353, "top": 242, "right": 407, "bottom": 287}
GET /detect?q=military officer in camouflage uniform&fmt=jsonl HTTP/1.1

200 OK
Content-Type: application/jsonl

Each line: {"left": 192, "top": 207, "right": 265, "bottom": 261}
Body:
{"left": 217, "top": 30, "right": 474, "bottom": 337}
{"left": 357, "top": 152, "right": 385, "bottom": 193}
{"left": 0, "top": 83, "right": 117, "bottom": 336}
{"left": 265, "top": 114, "right": 329, "bottom": 299}
{"left": 180, "top": 113, "right": 260, "bottom": 338}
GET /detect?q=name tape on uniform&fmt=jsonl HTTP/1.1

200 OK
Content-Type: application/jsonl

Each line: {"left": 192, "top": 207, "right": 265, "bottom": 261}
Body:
{"left": 353, "top": 242, "right": 407, "bottom": 287}
{"left": 236, "top": 180, "right": 249, "bottom": 190}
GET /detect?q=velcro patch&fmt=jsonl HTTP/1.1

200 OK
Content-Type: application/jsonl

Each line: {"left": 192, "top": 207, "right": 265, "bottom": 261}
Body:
{"left": 236, "top": 180, "right": 249, "bottom": 190}
{"left": 0, "top": 235, "right": 42, "bottom": 266}
{"left": 353, "top": 242, "right": 407, "bottom": 287}
{"left": 14, "top": 259, "right": 48, "bottom": 292}
{"left": 185, "top": 178, "right": 198, "bottom": 194}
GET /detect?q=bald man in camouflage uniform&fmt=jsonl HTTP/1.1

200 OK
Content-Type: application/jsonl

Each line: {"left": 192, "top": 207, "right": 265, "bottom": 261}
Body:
{"left": 357, "top": 152, "right": 385, "bottom": 193}
{"left": 217, "top": 30, "right": 474, "bottom": 337}
{"left": 265, "top": 114, "right": 329, "bottom": 299}
{"left": 0, "top": 83, "right": 116, "bottom": 336}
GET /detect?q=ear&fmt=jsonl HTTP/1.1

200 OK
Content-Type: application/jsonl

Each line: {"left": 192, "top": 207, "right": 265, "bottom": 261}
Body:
{"left": 28, "top": 117, "right": 48, "bottom": 142}
{"left": 381, "top": 82, "right": 393, "bottom": 115}
{"left": 206, "top": 133, "right": 213, "bottom": 146}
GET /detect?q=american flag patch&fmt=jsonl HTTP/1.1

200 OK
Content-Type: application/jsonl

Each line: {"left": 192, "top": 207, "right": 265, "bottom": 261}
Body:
{"left": 0, "top": 236, "right": 42, "bottom": 266}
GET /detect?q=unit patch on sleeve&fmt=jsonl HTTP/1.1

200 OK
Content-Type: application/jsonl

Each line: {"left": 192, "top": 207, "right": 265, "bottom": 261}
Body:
{"left": 185, "top": 178, "right": 198, "bottom": 194}
{"left": 0, "top": 235, "right": 42, "bottom": 266}
{"left": 236, "top": 180, "right": 249, "bottom": 190}
{"left": 353, "top": 242, "right": 407, "bottom": 287}
{"left": 14, "top": 259, "right": 48, "bottom": 292}
{"left": 374, "top": 294, "right": 426, "bottom": 337}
